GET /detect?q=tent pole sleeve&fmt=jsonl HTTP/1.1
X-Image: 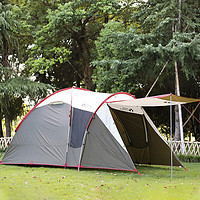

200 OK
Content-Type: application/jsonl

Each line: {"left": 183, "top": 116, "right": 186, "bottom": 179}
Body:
{"left": 86, "top": 92, "right": 135, "bottom": 131}
{"left": 65, "top": 88, "right": 73, "bottom": 166}
{"left": 77, "top": 130, "right": 88, "bottom": 171}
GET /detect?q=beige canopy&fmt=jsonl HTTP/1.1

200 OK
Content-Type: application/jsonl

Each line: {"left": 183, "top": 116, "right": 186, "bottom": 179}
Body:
{"left": 108, "top": 93, "right": 200, "bottom": 108}
{"left": 105, "top": 94, "right": 199, "bottom": 169}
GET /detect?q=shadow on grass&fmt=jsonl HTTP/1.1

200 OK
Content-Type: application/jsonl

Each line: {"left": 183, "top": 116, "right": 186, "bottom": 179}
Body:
{"left": 0, "top": 149, "right": 186, "bottom": 179}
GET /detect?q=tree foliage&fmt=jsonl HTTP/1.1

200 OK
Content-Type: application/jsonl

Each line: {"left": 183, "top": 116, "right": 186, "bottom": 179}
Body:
{"left": 93, "top": 0, "right": 200, "bottom": 139}
{"left": 24, "top": 0, "right": 125, "bottom": 90}
{"left": 0, "top": 1, "right": 53, "bottom": 136}
{"left": 93, "top": 0, "right": 200, "bottom": 95}
{"left": 0, "top": 0, "right": 199, "bottom": 139}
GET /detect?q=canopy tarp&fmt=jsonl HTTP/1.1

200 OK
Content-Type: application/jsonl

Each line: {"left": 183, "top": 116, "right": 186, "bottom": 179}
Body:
{"left": 108, "top": 94, "right": 200, "bottom": 108}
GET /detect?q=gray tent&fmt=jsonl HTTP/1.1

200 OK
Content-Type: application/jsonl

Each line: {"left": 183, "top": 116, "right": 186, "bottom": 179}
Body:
{"left": 1, "top": 87, "right": 183, "bottom": 172}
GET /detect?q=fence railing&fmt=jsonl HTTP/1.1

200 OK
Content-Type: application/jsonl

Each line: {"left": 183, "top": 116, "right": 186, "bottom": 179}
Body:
{"left": 0, "top": 137, "right": 13, "bottom": 151}
{"left": 0, "top": 137, "right": 200, "bottom": 156}
{"left": 168, "top": 141, "right": 200, "bottom": 156}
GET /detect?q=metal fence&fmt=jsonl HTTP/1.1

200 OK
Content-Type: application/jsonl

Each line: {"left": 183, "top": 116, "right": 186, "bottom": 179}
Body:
{"left": 168, "top": 141, "right": 200, "bottom": 156}
{"left": 0, "top": 137, "right": 13, "bottom": 151}
{"left": 0, "top": 137, "right": 200, "bottom": 156}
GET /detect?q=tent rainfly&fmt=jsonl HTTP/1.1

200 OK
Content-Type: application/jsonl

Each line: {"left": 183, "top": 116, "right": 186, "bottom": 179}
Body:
{"left": 1, "top": 88, "right": 184, "bottom": 173}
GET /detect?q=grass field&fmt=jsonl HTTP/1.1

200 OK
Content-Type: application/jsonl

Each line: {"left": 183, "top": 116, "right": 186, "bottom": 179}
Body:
{"left": 0, "top": 161, "right": 199, "bottom": 200}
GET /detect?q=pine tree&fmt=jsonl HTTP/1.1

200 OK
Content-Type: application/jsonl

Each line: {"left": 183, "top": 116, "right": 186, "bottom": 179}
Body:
{"left": 94, "top": 0, "right": 200, "bottom": 139}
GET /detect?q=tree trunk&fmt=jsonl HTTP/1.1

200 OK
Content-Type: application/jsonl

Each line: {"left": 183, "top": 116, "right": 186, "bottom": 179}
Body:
{"left": 194, "top": 113, "right": 200, "bottom": 141}
{"left": 173, "top": 0, "right": 184, "bottom": 143}
{"left": 4, "top": 108, "right": 11, "bottom": 137}
{"left": 174, "top": 105, "right": 181, "bottom": 140}
{"left": 84, "top": 64, "right": 95, "bottom": 91}
{"left": 174, "top": 60, "right": 181, "bottom": 141}
{"left": 197, "top": 112, "right": 200, "bottom": 141}
{"left": 76, "top": 75, "right": 80, "bottom": 88}
{"left": 80, "top": 37, "right": 95, "bottom": 91}
{"left": 174, "top": 60, "right": 185, "bottom": 154}
{"left": 0, "top": 119, "right": 3, "bottom": 138}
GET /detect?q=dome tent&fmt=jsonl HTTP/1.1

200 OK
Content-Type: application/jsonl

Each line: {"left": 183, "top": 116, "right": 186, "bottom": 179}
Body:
{"left": 1, "top": 87, "right": 183, "bottom": 172}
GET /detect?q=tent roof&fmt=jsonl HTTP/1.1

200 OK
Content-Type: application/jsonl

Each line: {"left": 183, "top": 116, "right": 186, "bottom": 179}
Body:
{"left": 15, "top": 87, "right": 135, "bottom": 132}
{"left": 108, "top": 93, "right": 200, "bottom": 108}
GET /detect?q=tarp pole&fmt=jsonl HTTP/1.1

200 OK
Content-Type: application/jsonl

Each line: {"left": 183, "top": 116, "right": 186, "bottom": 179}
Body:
{"left": 170, "top": 95, "right": 173, "bottom": 178}
{"left": 145, "top": 61, "right": 168, "bottom": 97}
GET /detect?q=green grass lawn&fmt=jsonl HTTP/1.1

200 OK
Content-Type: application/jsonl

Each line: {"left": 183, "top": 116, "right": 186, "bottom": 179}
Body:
{"left": 0, "top": 161, "right": 199, "bottom": 200}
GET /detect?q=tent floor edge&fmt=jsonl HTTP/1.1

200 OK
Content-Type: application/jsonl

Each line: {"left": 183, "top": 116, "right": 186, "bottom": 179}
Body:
{"left": 0, "top": 162, "right": 67, "bottom": 167}
{"left": 78, "top": 165, "right": 139, "bottom": 173}
{"left": 0, "top": 161, "right": 141, "bottom": 174}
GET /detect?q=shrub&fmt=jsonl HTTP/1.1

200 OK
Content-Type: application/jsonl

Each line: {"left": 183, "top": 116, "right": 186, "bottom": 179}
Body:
{"left": 177, "top": 154, "right": 200, "bottom": 163}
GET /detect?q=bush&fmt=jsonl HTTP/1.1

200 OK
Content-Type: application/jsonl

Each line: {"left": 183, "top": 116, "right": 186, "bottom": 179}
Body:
{"left": 177, "top": 154, "right": 200, "bottom": 163}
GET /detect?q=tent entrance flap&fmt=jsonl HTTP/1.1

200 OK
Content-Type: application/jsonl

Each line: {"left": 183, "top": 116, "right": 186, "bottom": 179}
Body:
{"left": 108, "top": 105, "right": 183, "bottom": 167}
{"left": 80, "top": 114, "right": 136, "bottom": 171}
{"left": 109, "top": 107, "right": 150, "bottom": 164}
{"left": 66, "top": 107, "right": 93, "bottom": 167}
